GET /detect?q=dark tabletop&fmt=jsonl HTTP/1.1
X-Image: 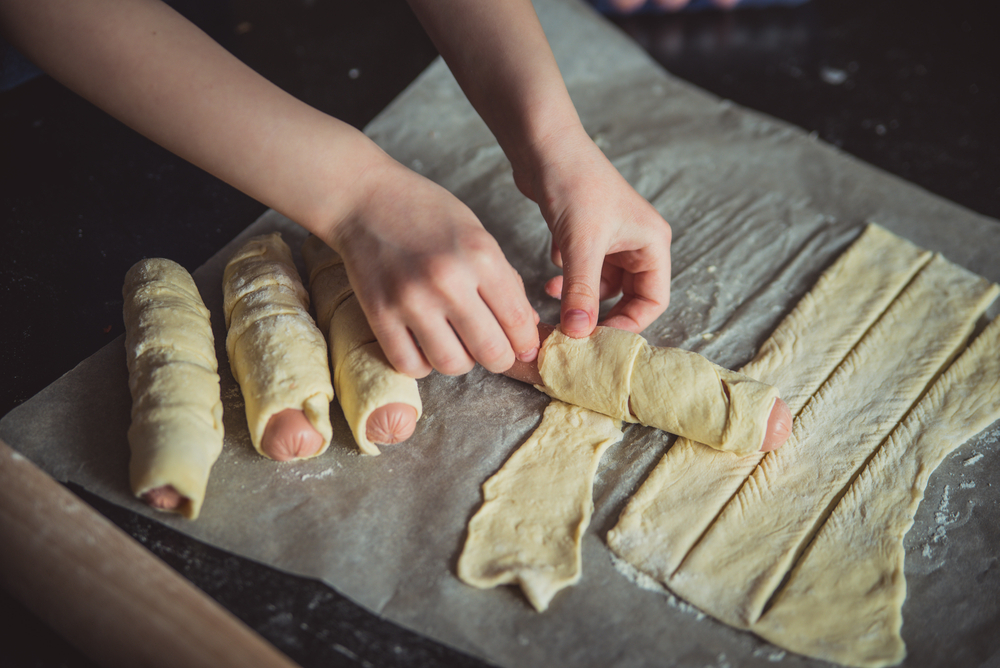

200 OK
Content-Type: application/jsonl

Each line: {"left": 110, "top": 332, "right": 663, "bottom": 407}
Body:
{"left": 1, "top": 0, "right": 997, "bottom": 665}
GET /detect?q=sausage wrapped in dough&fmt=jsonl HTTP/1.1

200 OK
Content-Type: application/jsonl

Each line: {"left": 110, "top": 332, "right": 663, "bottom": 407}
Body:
{"left": 223, "top": 232, "right": 333, "bottom": 459}
{"left": 537, "top": 326, "right": 780, "bottom": 456}
{"left": 123, "top": 258, "right": 223, "bottom": 519}
{"left": 301, "top": 235, "right": 422, "bottom": 455}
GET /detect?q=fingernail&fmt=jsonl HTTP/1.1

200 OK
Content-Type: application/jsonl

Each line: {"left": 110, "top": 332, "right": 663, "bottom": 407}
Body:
{"left": 517, "top": 347, "right": 538, "bottom": 363}
{"left": 563, "top": 309, "right": 591, "bottom": 334}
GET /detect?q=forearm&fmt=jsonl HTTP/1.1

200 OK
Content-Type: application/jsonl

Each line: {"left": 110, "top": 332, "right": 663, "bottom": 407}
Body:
{"left": 0, "top": 0, "right": 384, "bottom": 236}
{"left": 405, "top": 0, "right": 587, "bottom": 186}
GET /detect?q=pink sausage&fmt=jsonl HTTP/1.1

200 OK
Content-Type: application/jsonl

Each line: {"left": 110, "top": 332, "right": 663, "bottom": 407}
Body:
{"left": 261, "top": 408, "right": 325, "bottom": 461}
{"left": 365, "top": 403, "right": 419, "bottom": 445}
{"left": 261, "top": 403, "right": 419, "bottom": 460}
{"left": 141, "top": 484, "right": 186, "bottom": 512}
{"left": 761, "top": 397, "right": 793, "bottom": 452}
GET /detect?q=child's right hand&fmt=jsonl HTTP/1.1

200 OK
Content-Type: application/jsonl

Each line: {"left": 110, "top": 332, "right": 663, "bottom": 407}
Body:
{"left": 323, "top": 155, "right": 540, "bottom": 379}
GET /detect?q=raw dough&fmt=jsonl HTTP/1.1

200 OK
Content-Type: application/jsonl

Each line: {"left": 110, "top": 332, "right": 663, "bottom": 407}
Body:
{"left": 458, "top": 401, "right": 623, "bottom": 611}
{"left": 608, "top": 224, "right": 934, "bottom": 582}
{"left": 301, "top": 235, "right": 422, "bottom": 455}
{"left": 223, "top": 233, "right": 333, "bottom": 458}
{"left": 667, "top": 251, "right": 997, "bottom": 628}
{"left": 122, "top": 258, "right": 223, "bottom": 519}
{"left": 608, "top": 224, "right": 1000, "bottom": 666}
{"left": 753, "top": 314, "right": 1000, "bottom": 667}
{"left": 537, "top": 326, "right": 779, "bottom": 455}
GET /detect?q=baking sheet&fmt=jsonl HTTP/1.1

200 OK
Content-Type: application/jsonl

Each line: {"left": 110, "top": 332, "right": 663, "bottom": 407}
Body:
{"left": 3, "top": 0, "right": 1000, "bottom": 666}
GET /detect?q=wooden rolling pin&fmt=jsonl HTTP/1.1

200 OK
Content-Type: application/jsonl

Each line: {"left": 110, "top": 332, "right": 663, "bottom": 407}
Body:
{"left": 0, "top": 437, "right": 301, "bottom": 668}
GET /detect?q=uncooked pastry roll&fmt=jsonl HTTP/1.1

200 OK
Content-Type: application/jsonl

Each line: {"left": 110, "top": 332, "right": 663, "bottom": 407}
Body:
{"left": 123, "top": 258, "right": 224, "bottom": 519}
{"left": 537, "top": 326, "right": 780, "bottom": 455}
{"left": 223, "top": 232, "right": 333, "bottom": 458}
{"left": 301, "top": 235, "right": 422, "bottom": 455}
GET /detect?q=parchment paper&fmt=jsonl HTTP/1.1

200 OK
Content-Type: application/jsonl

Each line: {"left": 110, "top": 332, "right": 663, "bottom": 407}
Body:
{"left": 3, "top": 0, "right": 999, "bottom": 666}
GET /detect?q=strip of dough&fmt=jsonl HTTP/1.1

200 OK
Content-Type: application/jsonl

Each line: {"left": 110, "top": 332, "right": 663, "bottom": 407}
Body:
{"left": 458, "top": 401, "right": 623, "bottom": 611}
{"left": 223, "top": 233, "right": 333, "bottom": 458}
{"left": 537, "top": 327, "right": 779, "bottom": 455}
{"left": 123, "top": 258, "right": 224, "bottom": 519}
{"left": 301, "top": 235, "right": 422, "bottom": 456}
{"left": 607, "top": 224, "right": 933, "bottom": 581}
{"left": 752, "top": 314, "right": 1000, "bottom": 668}
{"left": 667, "top": 252, "right": 998, "bottom": 628}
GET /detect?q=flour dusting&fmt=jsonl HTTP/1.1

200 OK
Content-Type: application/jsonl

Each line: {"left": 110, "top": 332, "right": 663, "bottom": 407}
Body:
{"left": 752, "top": 646, "right": 787, "bottom": 662}
{"left": 608, "top": 553, "right": 706, "bottom": 620}
{"left": 299, "top": 466, "right": 340, "bottom": 482}
{"left": 963, "top": 453, "right": 984, "bottom": 467}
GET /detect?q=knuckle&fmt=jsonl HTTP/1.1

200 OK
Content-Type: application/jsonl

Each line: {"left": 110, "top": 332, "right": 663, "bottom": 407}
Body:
{"left": 503, "top": 302, "right": 534, "bottom": 330}
{"left": 561, "top": 279, "right": 601, "bottom": 303}
{"left": 475, "top": 337, "right": 514, "bottom": 373}
{"left": 433, "top": 350, "right": 475, "bottom": 377}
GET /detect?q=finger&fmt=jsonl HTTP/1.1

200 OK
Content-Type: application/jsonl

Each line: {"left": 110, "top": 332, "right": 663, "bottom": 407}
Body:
{"left": 600, "top": 259, "right": 671, "bottom": 333}
{"left": 480, "top": 267, "right": 540, "bottom": 364}
{"left": 600, "top": 263, "right": 625, "bottom": 300}
{"left": 448, "top": 303, "right": 519, "bottom": 373}
{"left": 366, "top": 403, "right": 419, "bottom": 445}
{"left": 501, "top": 323, "right": 555, "bottom": 385}
{"left": 545, "top": 275, "right": 563, "bottom": 299}
{"left": 557, "top": 237, "right": 606, "bottom": 338}
{"left": 261, "top": 408, "right": 325, "bottom": 461}
{"left": 409, "top": 316, "right": 476, "bottom": 376}
{"left": 373, "top": 319, "right": 433, "bottom": 379}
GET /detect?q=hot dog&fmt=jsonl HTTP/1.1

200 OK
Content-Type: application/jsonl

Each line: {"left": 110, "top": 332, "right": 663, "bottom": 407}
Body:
{"left": 302, "top": 236, "right": 423, "bottom": 456}
{"left": 503, "top": 324, "right": 792, "bottom": 453}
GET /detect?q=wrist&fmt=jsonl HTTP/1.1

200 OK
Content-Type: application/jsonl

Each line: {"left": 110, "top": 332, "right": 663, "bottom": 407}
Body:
{"left": 295, "top": 131, "right": 396, "bottom": 247}
{"left": 509, "top": 120, "right": 602, "bottom": 210}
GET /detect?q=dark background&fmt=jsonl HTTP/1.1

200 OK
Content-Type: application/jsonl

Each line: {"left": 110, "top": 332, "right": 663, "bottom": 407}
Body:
{"left": 1, "top": 0, "right": 997, "bottom": 665}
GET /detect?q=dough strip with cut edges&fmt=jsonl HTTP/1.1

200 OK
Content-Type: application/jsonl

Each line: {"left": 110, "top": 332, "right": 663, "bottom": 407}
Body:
{"left": 608, "top": 223, "right": 934, "bottom": 581}
{"left": 223, "top": 232, "right": 333, "bottom": 459}
{"left": 667, "top": 252, "right": 998, "bottom": 629}
{"left": 608, "top": 223, "right": 999, "bottom": 667}
{"left": 458, "top": 401, "right": 623, "bottom": 611}
{"left": 537, "top": 326, "right": 780, "bottom": 456}
{"left": 301, "top": 235, "right": 422, "bottom": 455}
{"left": 752, "top": 313, "right": 1000, "bottom": 668}
{"left": 123, "top": 258, "right": 224, "bottom": 519}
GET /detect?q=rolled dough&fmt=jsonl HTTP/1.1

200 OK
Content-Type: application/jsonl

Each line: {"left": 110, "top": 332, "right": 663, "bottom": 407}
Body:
{"left": 122, "top": 258, "right": 224, "bottom": 519}
{"left": 537, "top": 326, "right": 779, "bottom": 455}
{"left": 301, "top": 235, "right": 422, "bottom": 456}
{"left": 458, "top": 401, "right": 623, "bottom": 611}
{"left": 222, "top": 233, "right": 333, "bottom": 459}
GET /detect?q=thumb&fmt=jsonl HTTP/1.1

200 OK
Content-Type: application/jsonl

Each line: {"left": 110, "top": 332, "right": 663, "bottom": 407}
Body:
{"left": 557, "top": 240, "right": 603, "bottom": 339}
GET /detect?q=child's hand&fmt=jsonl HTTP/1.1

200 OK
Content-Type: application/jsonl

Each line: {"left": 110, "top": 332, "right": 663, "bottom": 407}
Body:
{"left": 514, "top": 127, "right": 672, "bottom": 339}
{"left": 327, "top": 157, "right": 540, "bottom": 379}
